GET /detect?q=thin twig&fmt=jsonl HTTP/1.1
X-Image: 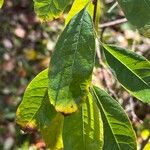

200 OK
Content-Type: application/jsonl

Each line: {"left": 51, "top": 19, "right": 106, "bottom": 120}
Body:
{"left": 99, "top": 18, "right": 127, "bottom": 28}
{"left": 107, "top": 2, "right": 118, "bottom": 13}
{"left": 93, "top": 0, "right": 98, "bottom": 27}
{"left": 131, "top": 29, "right": 138, "bottom": 51}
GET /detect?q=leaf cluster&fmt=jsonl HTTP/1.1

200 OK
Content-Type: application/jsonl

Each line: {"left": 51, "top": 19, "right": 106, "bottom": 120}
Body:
{"left": 14, "top": 0, "right": 150, "bottom": 149}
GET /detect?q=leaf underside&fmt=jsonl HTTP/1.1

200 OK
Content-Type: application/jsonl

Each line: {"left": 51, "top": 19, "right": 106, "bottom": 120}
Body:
{"left": 117, "top": 0, "right": 150, "bottom": 38}
{"left": 63, "top": 93, "right": 103, "bottom": 150}
{"left": 102, "top": 44, "right": 150, "bottom": 103}
{"left": 91, "top": 86, "right": 137, "bottom": 150}
{"left": 33, "top": 0, "right": 72, "bottom": 21}
{"left": 48, "top": 8, "right": 96, "bottom": 114}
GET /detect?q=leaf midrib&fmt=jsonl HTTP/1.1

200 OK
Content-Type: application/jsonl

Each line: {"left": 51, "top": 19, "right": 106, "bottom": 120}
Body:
{"left": 92, "top": 88, "right": 121, "bottom": 150}
{"left": 55, "top": 9, "right": 86, "bottom": 104}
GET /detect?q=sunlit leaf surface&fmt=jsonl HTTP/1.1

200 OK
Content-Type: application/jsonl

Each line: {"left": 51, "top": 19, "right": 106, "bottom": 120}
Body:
{"left": 102, "top": 44, "right": 150, "bottom": 103}
{"left": 91, "top": 86, "right": 137, "bottom": 150}
{"left": 48, "top": 8, "right": 95, "bottom": 114}
{"left": 63, "top": 93, "right": 103, "bottom": 150}
{"left": 16, "top": 69, "right": 64, "bottom": 150}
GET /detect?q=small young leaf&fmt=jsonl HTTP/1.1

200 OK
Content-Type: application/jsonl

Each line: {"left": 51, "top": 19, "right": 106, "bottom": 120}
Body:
{"left": 65, "top": 0, "right": 94, "bottom": 25}
{"left": 48, "top": 8, "right": 96, "bottom": 114}
{"left": 117, "top": 0, "right": 150, "bottom": 38}
{"left": 33, "top": 0, "right": 72, "bottom": 21}
{"left": 102, "top": 44, "right": 150, "bottom": 103}
{"left": 63, "top": 93, "right": 103, "bottom": 150}
{"left": 16, "top": 69, "right": 64, "bottom": 150}
{"left": 0, "top": 0, "right": 4, "bottom": 8}
{"left": 91, "top": 86, "right": 137, "bottom": 150}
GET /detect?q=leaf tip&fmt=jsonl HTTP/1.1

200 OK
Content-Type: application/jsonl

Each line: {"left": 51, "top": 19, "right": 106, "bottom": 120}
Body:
{"left": 55, "top": 104, "right": 78, "bottom": 115}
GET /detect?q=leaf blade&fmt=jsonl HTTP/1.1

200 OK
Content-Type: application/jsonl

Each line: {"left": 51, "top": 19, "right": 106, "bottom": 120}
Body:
{"left": 63, "top": 93, "right": 103, "bottom": 150}
{"left": 102, "top": 44, "right": 150, "bottom": 103}
{"left": 91, "top": 86, "right": 137, "bottom": 150}
{"left": 33, "top": 0, "right": 72, "bottom": 21}
{"left": 48, "top": 8, "right": 96, "bottom": 114}
{"left": 117, "top": 0, "right": 150, "bottom": 37}
{"left": 41, "top": 113, "right": 64, "bottom": 150}
{"left": 16, "top": 69, "right": 64, "bottom": 150}
{"left": 65, "top": 0, "right": 94, "bottom": 25}
{"left": 16, "top": 69, "right": 49, "bottom": 128}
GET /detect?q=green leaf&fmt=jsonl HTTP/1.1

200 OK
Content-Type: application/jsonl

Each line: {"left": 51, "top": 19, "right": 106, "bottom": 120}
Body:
{"left": 48, "top": 8, "right": 96, "bottom": 114}
{"left": 91, "top": 86, "right": 137, "bottom": 150}
{"left": 16, "top": 69, "right": 48, "bottom": 128}
{"left": 16, "top": 69, "right": 64, "bottom": 150}
{"left": 41, "top": 113, "right": 64, "bottom": 150}
{"left": 102, "top": 44, "right": 150, "bottom": 103}
{"left": 0, "top": 0, "right": 4, "bottom": 8}
{"left": 117, "top": 0, "right": 150, "bottom": 38}
{"left": 65, "top": 0, "right": 94, "bottom": 25}
{"left": 63, "top": 93, "right": 103, "bottom": 150}
{"left": 33, "top": 0, "right": 72, "bottom": 21}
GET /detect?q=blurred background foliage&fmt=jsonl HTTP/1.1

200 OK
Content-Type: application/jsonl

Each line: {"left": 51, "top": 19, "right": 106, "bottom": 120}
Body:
{"left": 0, "top": 0, "right": 150, "bottom": 149}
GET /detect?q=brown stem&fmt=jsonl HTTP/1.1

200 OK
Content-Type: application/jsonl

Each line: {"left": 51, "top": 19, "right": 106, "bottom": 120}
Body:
{"left": 93, "top": 0, "right": 98, "bottom": 26}
{"left": 99, "top": 18, "right": 127, "bottom": 28}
